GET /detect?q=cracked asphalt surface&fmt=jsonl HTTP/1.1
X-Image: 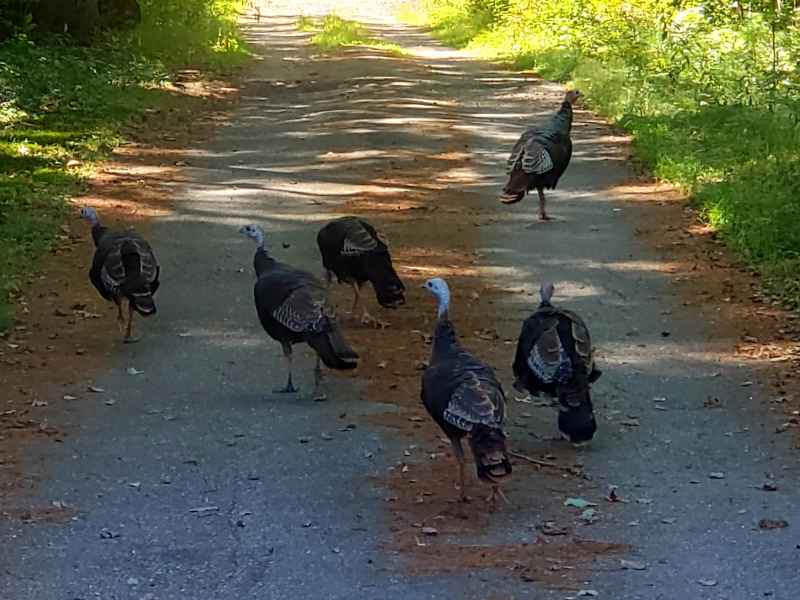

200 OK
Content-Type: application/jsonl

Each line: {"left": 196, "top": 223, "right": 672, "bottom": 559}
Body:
{"left": 2, "top": 3, "right": 799, "bottom": 599}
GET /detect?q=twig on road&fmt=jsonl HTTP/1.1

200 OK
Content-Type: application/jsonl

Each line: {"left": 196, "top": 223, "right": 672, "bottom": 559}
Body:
{"left": 509, "top": 450, "right": 583, "bottom": 475}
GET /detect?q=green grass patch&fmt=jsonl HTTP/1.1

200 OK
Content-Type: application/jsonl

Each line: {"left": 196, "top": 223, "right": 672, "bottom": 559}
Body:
{"left": 403, "top": 0, "right": 800, "bottom": 309}
{"left": 298, "top": 15, "right": 406, "bottom": 56}
{"left": 0, "top": 0, "right": 251, "bottom": 331}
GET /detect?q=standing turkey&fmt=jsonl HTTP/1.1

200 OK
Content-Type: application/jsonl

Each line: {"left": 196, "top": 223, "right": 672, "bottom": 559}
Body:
{"left": 239, "top": 224, "right": 358, "bottom": 399}
{"left": 80, "top": 207, "right": 159, "bottom": 342}
{"left": 317, "top": 216, "right": 405, "bottom": 328}
{"left": 499, "top": 90, "right": 581, "bottom": 221}
{"left": 512, "top": 282, "right": 601, "bottom": 443}
{"left": 421, "top": 277, "right": 512, "bottom": 504}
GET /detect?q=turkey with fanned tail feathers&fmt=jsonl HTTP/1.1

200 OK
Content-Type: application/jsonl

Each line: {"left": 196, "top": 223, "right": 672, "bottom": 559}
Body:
{"left": 317, "top": 216, "right": 405, "bottom": 328}
{"left": 499, "top": 90, "right": 581, "bottom": 221}
{"left": 239, "top": 224, "right": 358, "bottom": 400}
{"left": 512, "top": 282, "right": 601, "bottom": 443}
{"left": 80, "top": 207, "right": 159, "bottom": 343}
{"left": 421, "top": 277, "right": 512, "bottom": 505}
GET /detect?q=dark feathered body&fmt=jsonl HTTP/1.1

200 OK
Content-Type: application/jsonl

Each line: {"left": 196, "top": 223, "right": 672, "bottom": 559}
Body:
{"left": 512, "top": 300, "right": 600, "bottom": 443}
{"left": 251, "top": 248, "right": 358, "bottom": 370}
{"left": 88, "top": 225, "right": 160, "bottom": 315}
{"left": 502, "top": 100, "right": 574, "bottom": 203}
{"left": 317, "top": 217, "right": 405, "bottom": 308}
{"left": 422, "top": 318, "right": 511, "bottom": 484}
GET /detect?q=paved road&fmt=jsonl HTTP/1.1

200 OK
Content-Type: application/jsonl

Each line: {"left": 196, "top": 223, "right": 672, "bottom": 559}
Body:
{"left": 2, "top": 3, "right": 799, "bottom": 599}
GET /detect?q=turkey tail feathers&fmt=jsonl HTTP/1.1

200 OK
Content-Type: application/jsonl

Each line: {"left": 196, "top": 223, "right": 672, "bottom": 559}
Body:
{"left": 499, "top": 168, "right": 528, "bottom": 204}
{"left": 308, "top": 324, "right": 359, "bottom": 370}
{"left": 119, "top": 241, "right": 157, "bottom": 316}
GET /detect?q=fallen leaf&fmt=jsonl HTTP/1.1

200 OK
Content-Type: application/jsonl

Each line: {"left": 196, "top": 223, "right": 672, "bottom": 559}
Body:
{"left": 565, "top": 497, "right": 597, "bottom": 509}
{"left": 537, "top": 521, "right": 568, "bottom": 536}
{"left": 697, "top": 579, "right": 718, "bottom": 587}
{"left": 661, "top": 517, "right": 677, "bottom": 524}
{"left": 87, "top": 385, "right": 104, "bottom": 393}
{"left": 606, "top": 485, "right": 622, "bottom": 502}
{"left": 126, "top": 367, "right": 144, "bottom": 375}
{"left": 62, "top": 394, "right": 78, "bottom": 401}
{"left": 758, "top": 518, "right": 788, "bottom": 530}
{"left": 408, "top": 416, "right": 425, "bottom": 422}
{"left": 620, "top": 559, "right": 647, "bottom": 571}
{"left": 580, "top": 508, "right": 598, "bottom": 524}
{"left": 31, "top": 400, "right": 48, "bottom": 407}
{"left": 421, "top": 526, "right": 438, "bottom": 536}
{"left": 577, "top": 590, "right": 599, "bottom": 597}
{"left": 709, "top": 472, "right": 726, "bottom": 479}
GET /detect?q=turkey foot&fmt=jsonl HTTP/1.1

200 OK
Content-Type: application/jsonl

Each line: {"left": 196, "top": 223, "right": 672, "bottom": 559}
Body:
{"left": 274, "top": 381, "right": 298, "bottom": 394}
{"left": 487, "top": 486, "right": 510, "bottom": 507}
{"left": 360, "top": 309, "right": 389, "bottom": 329}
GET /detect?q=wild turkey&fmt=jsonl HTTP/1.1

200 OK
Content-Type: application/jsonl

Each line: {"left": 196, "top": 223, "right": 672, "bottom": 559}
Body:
{"left": 421, "top": 277, "right": 512, "bottom": 504}
{"left": 499, "top": 90, "right": 581, "bottom": 221}
{"left": 317, "top": 216, "right": 405, "bottom": 328}
{"left": 239, "top": 224, "right": 358, "bottom": 399}
{"left": 80, "top": 207, "right": 159, "bottom": 342}
{"left": 512, "top": 282, "right": 601, "bottom": 443}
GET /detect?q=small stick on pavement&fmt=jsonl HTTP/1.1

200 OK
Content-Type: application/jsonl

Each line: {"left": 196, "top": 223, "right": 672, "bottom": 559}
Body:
{"left": 509, "top": 450, "right": 583, "bottom": 474}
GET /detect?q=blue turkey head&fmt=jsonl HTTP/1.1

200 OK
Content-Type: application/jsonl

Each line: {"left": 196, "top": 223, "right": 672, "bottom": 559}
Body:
{"left": 239, "top": 224, "right": 266, "bottom": 248}
{"left": 80, "top": 206, "right": 99, "bottom": 226}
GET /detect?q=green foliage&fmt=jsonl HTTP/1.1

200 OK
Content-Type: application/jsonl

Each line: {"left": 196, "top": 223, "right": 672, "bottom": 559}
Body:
{"left": 299, "top": 15, "right": 407, "bottom": 56}
{"left": 0, "top": 0, "right": 250, "bottom": 330}
{"left": 135, "top": 0, "right": 250, "bottom": 69}
{"left": 409, "top": 0, "right": 800, "bottom": 307}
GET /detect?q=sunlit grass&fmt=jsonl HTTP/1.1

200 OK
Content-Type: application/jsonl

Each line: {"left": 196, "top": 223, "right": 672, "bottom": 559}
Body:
{"left": 299, "top": 15, "right": 407, "bottom": 56}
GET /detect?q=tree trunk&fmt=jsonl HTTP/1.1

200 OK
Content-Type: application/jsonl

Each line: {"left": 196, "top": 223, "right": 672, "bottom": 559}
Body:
{"left": 32, "top": 0, "right": 100, "bottom": 43}
{"left": 98, "top": 0, "right": 142, "bottom": 29}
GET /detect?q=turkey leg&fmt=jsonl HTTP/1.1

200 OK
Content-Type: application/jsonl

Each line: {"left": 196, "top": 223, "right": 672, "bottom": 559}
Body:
{"left": 450, "top": 438, "right": 468, "bottom": 502}
{"left": 115, "top": 299, "right": 125, "bottom": 334}
{"left": 311, "top": 357, "right": 327, "bottom": 402}
{"left": 123, "top": 300, "right": 138, "bottom": 344}
{"left": 537, "top": 188, "right": 552, "bottom": 221}
{"left": 274, "top": 345, "right": 298, "bottom": 393}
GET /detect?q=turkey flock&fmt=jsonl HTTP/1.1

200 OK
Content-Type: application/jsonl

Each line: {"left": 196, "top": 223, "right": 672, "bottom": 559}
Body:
{"left": 79, "top": 90, "right": 594, "bottom": 505}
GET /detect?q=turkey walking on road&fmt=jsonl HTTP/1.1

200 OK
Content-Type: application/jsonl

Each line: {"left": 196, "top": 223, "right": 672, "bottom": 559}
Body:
{"left": 421, "top": 277, "right": 512, "bottom": 504}
{"left": 512, "top": 282, "right": 601, "bottom": 443}
{"left": 317, "top": 216, "right": 405, "bottom": 328}
{"left": 239, "top": 224, "right": 358, "bottom": 400}
{"left": 499, "top": 90, "right": 581, "bottom": 221}
{"left": 80, "top": 207, "right": 160, "bottom": 343}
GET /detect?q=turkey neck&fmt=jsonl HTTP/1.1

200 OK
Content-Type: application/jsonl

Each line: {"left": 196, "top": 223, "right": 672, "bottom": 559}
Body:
{"left": 547, "top": 101, "right": 574, "bottom": 135}
{"left": 431, "top": 315, "right": 459, "bottom": 358}
{"left": 253, "top": 247, "right": 275, "bottom": 277}
{"left": 90, "top": 224, "right": 108, "bottom": 247}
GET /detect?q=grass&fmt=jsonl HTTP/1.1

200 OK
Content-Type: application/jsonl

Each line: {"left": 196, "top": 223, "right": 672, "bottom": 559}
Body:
{"left": 298, "top": 15, "right": 406, "bottom": 56}
{"left": 0, "top": 1, "right": 250, "bottom": 330}
{"left": 400, "top": 1, "right": 800, "bottom": 309}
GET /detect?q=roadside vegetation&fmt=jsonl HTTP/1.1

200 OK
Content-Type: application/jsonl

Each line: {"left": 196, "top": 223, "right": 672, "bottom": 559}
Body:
{"left": 298, "top": 14, "right": 406, "bottom": 56}
{"left": 402, "top": 0, "right": 800, "bottom": 306}
{"left": 0, "top": 0, "right": 250, "bottom": 330}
